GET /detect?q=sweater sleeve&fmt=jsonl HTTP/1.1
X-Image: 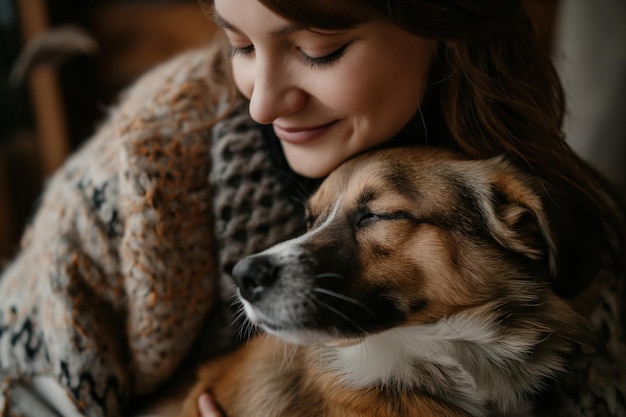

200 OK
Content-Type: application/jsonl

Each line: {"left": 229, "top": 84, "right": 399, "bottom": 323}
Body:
{"left": 0, "top": 45, "right": 230, "bottom": 417}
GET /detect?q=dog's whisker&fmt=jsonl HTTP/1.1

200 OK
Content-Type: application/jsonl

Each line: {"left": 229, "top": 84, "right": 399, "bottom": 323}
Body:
{"left": 230, "top": 305, "right": 244, "bottom": 319}
{"left": 229, "top": 301, "right": 248, "bottom": 324}
{"left": 228, "top": 296, "right": 243, "bottom": 311}
{"left": 244, "top": 325, "right": 257, "bottom": 344}
{"left": 228, "top": 293, "right": 242, "bottom": 309}
{"left": 232, "top": 309, "right": 248, "bottom": 328}
{"left": 232, "top": 316, "right": 247, "bottom": 332}
{"left": 314, "top": 298, "right": 367, "bottom": 335}
{"left": 313, "top": 287, "right": 377, "bottom": 318}
{"left": 232, "top": 309, "right": 257, "bottom": 343}
{"left": 314, "top": 272, "right": 346, "bottom": 281}
{"left": 227, "top": 296, "right": 259, "bottom": 342}
{"left": 229, "top": 299, "right": 248, "bottom": 323}
{"left": 235, "top": 319, "right": 249, "bottom": 341}
{"left": 245, "top": 320, "right": 259, "bottom": 342}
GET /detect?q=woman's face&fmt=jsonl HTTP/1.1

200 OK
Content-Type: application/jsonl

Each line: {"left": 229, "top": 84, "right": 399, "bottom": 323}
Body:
{"left": 213, "top": 0, "right": 435, "bottom": 178}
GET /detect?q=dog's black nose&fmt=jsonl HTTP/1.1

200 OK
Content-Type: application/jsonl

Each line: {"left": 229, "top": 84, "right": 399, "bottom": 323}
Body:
{"left": 232, "top": 255, "right": 278, "bottom": 302}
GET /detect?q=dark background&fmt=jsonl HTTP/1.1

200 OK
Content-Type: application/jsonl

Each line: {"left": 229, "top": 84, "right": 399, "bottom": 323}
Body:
{"left": 0, "top": 0, "right": 218, "bottom": 260}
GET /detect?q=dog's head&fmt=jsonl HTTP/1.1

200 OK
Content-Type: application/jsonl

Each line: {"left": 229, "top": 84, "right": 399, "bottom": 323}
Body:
{"left": 232, "top": 146, "right": 582, "bottom": 346}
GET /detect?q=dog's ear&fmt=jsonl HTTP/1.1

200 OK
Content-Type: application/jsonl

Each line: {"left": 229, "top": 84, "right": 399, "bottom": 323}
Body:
{"left": 474, "top": 157, "right": 556, "bottom": 272}
{"left": 475, "top": 157, "right": 603, "bottom": 298}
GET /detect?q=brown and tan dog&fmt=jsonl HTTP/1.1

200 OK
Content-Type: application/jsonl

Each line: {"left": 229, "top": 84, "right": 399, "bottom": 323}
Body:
{"left": 179, "top": 146, "right": 591, "bottom": 417}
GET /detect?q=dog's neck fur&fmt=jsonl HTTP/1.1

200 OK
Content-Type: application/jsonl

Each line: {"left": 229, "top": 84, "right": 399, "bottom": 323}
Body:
{"left": 316, "top": 309, "right": 566, "bottom": 416}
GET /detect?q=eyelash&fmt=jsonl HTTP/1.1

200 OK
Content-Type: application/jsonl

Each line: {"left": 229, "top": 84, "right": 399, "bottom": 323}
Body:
{"left": 229, "top": 45, "right": 255, "bottom": 57}
{"left": 299, "top": 43, "right": 349, "bottom": 68}
{"left": 229, "top": 43, "right": 349, "bottom": 68}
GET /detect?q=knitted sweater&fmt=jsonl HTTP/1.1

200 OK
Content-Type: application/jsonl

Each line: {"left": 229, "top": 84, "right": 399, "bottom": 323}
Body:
{"left": 0, "top": 47, "right": 624, "bottom": 417}
{"left": 0, "top": 46, "right": 308, "bottom": 416}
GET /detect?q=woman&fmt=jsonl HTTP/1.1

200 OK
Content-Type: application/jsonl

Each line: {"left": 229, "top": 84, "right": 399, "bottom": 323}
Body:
{"left": 194, "top": 0, "right": 625, "bottom": 415}
{"left": 0, "top": 0, "right": 622, "bottom": 416}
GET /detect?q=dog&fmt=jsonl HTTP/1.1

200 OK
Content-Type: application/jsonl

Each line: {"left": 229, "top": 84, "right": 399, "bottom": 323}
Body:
{"left": 178, "top": 146, "right": 592, "bottom": 417}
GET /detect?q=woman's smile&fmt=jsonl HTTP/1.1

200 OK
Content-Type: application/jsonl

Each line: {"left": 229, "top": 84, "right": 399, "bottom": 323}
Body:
{"left": 272, "top": 120, "right": 339, "bottom": 144}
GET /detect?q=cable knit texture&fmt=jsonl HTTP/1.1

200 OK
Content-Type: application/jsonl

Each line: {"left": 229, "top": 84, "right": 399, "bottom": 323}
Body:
{"left": 0, "top": 46, "right": 624, "bottom": 416}
{"left": 210, "top": 102, "right": 307, "bottom": 303}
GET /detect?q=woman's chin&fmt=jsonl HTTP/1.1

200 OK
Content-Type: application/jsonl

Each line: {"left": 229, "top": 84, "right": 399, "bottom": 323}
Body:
{"left": 282, "top": 150, "right": 340, "bottom": 179}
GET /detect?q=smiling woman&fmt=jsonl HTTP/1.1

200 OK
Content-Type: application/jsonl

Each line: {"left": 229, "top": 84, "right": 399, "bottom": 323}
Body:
{"left": 211, "top": 0, "right": 434, "bottom": 178}
{"left": 0, "top": 1, "right": 623, "bottom": 417}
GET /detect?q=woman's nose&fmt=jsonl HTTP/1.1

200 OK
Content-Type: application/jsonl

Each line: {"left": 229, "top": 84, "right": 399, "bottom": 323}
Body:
{"left": 247, "top": 59, "right": 306, "bottom": 124}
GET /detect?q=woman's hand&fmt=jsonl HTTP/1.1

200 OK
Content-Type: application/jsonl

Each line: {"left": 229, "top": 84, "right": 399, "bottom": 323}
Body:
{"left": 198, "top": 393, "right": 224, "bottom": 417}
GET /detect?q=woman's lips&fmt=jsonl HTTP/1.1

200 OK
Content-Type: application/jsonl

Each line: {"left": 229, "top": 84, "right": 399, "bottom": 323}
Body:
{"left": 273, "top": 121, "right": 338, "bottom": 145}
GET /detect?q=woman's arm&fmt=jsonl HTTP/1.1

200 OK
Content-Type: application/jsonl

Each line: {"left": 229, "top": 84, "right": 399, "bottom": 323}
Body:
{"left": 0, "top": 43, "right": 232, "bottom": 416}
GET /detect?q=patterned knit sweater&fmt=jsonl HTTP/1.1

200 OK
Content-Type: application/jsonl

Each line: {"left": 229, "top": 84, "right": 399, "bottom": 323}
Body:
{"left": 0, "top": 47, "right": 624, "bottom": 417}
{"left": 0, "top": 45, "right": 309, "bottom": 416}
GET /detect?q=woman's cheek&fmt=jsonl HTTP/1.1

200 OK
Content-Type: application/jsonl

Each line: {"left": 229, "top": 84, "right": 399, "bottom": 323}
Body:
{"left": 307, "top": 74, "right": 370, "bottom": 115}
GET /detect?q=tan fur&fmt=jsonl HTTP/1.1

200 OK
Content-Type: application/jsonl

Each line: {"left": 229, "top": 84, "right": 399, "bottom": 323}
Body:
{"left": 178, "top": 147, "right": 589, "bottom": 417}
{"left": 179, "top": 334, "right": 470, "bottom": 417}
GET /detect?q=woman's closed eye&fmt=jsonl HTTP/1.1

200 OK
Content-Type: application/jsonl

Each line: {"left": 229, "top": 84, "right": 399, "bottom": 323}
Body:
{"left": 298, "top": 43, "right": 350, "bottom": 68}
{"left": 229, "top": 43, "right": 350, "bottom": 69}
{"left": 229, "top": 44, "right": 255, "bottom": 57}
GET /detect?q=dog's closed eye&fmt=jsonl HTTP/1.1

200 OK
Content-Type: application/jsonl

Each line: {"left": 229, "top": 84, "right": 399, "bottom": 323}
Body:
{"left": 355, "top": 209, "right": 382, "bottom": 227}
{"left": 355, "top": 209, "right": 419, "bottom": 229}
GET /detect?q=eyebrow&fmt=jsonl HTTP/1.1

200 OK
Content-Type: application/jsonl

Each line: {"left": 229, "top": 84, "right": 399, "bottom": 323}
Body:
{"left": 212, "top": 10, "right": 304, "bottom": 38}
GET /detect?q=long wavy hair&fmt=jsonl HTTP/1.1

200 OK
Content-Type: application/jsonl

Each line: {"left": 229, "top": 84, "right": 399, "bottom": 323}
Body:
{"left": 205, "top": 0, "right": 624, "bottom": 298}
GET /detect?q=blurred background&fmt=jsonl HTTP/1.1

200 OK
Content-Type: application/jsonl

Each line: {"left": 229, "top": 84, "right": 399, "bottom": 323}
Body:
{"left": 0, "top": 0, "right": 624, "bottom": 262}
{"left": 0, "top": 0, "right": 219, "bottom": 261}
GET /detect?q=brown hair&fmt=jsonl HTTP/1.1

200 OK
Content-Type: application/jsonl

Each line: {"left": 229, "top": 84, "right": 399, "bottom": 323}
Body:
{"left": 208, "top": 0, "right": 624, "bottom": 297}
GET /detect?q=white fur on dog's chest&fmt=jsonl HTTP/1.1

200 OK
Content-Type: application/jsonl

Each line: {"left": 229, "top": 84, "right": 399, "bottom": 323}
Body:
{"left": 319, "top": 315, "right": 537, "bottom": 416}
{"left": 321, "top": 321, "right": 482, "bottom": 390}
